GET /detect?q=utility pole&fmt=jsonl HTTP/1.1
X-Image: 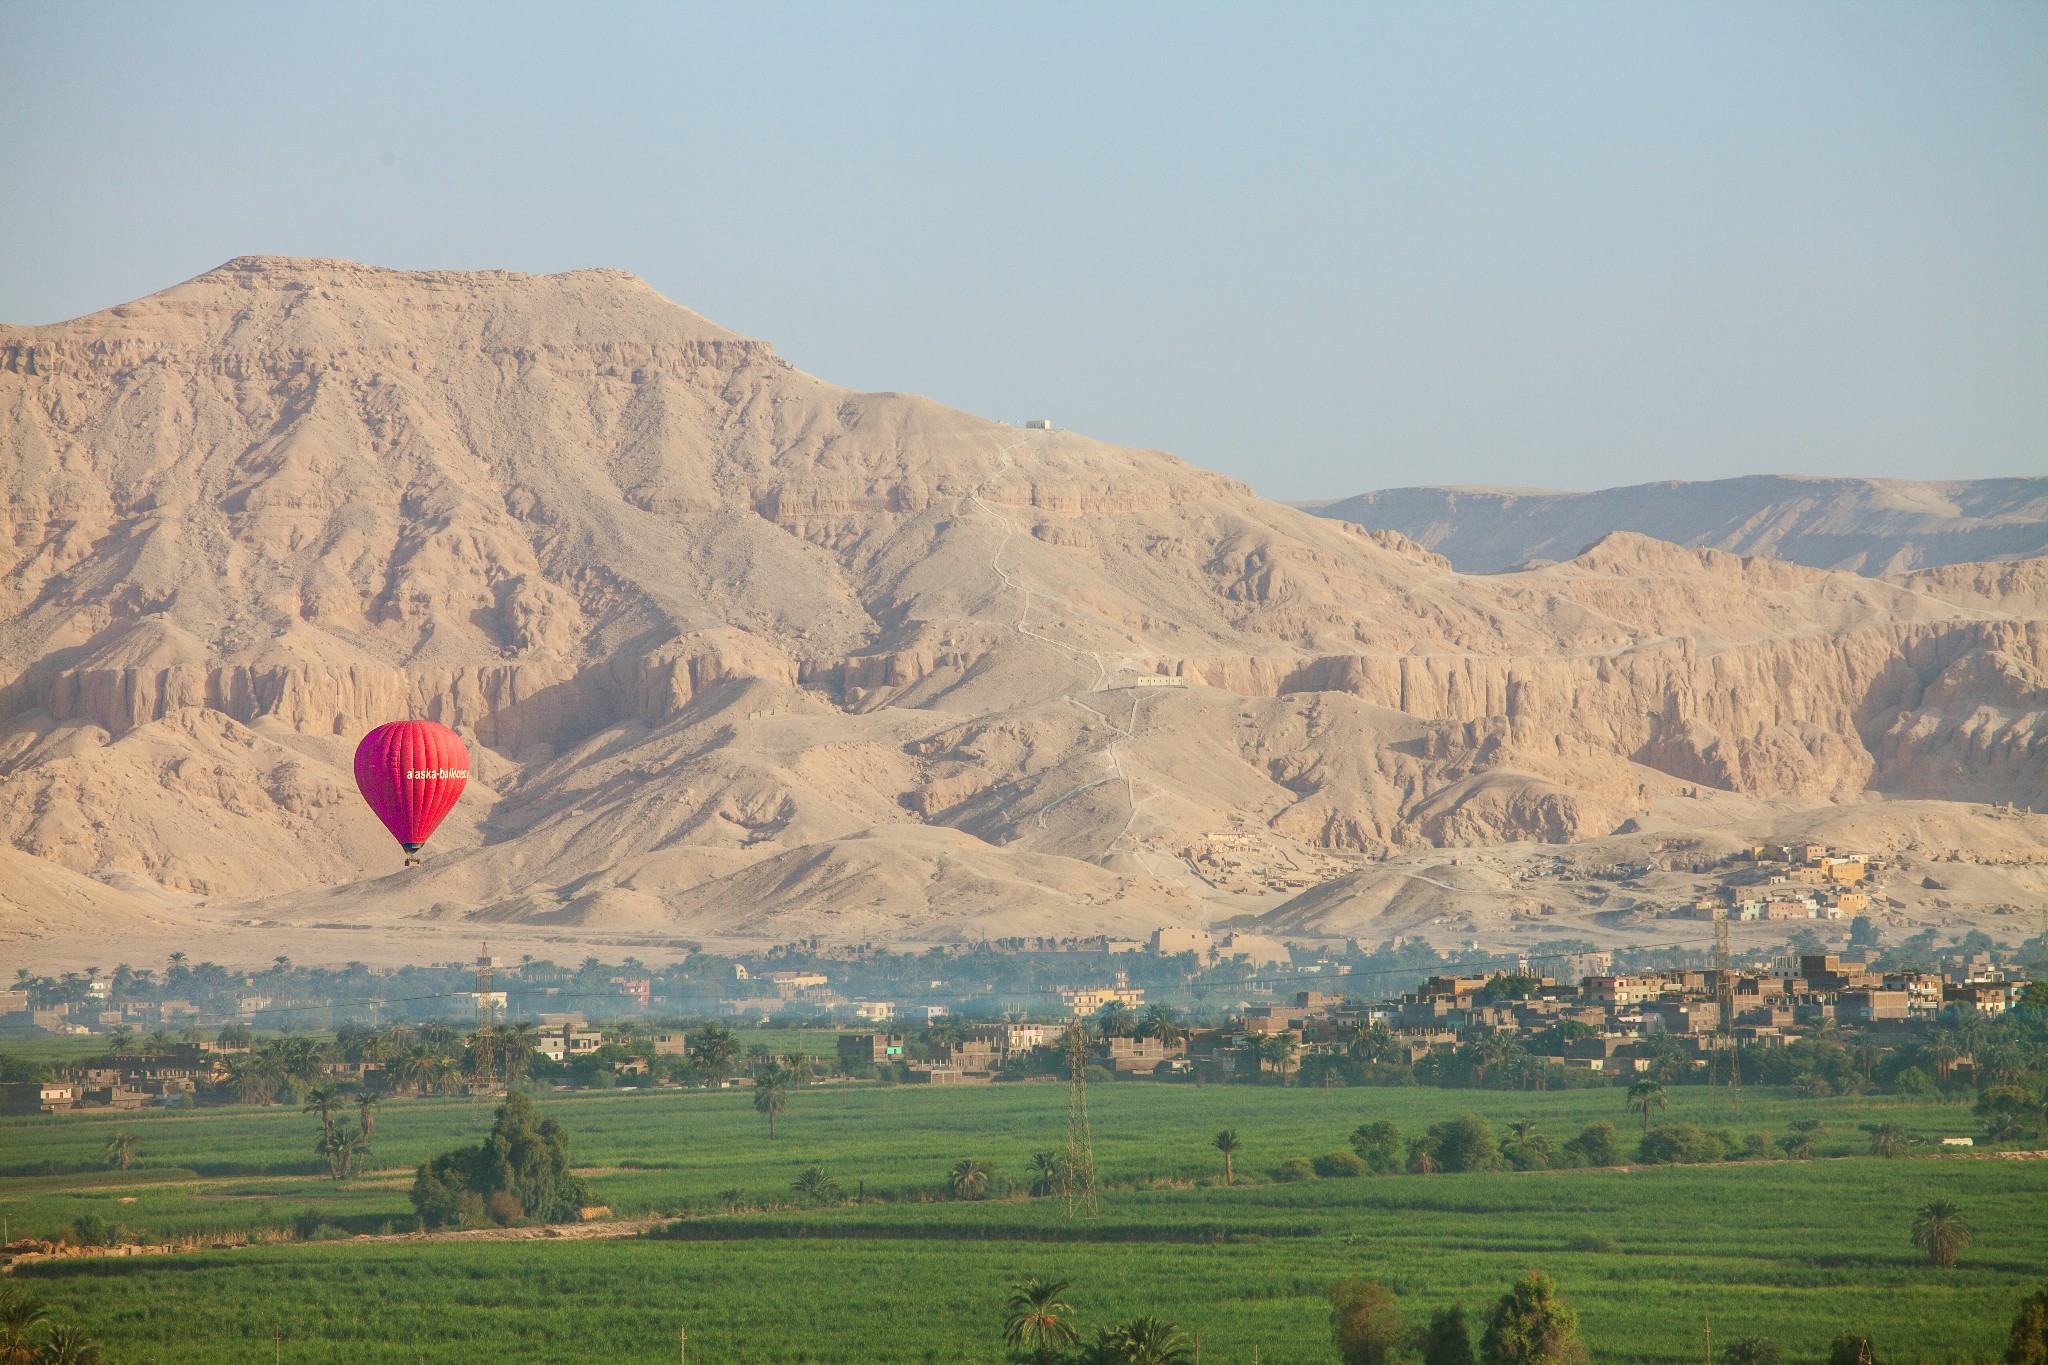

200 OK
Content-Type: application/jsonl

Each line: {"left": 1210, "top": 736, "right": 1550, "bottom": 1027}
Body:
{"left": 679, "top": 1325, "right": 686, "bottom": 1365}
{"left": 1704, "top": 1314, "right": 1711, "bottom": 1365}
{"left": 273, "top": 1322, "right": 282, "bottom": 1365}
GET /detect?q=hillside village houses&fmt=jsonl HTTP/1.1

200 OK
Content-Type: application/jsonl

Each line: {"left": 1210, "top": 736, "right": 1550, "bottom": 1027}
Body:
{"left": 4, "top": 940, "right": 2033, "bottom": 1112}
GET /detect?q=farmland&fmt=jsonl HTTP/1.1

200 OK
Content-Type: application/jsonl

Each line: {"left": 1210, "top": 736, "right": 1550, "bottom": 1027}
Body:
{"left": 4, "top": 1081, "right": 2044, "bottom": 1362}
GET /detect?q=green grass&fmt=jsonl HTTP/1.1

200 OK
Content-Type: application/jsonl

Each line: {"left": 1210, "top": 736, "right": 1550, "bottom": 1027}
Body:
{"left": 5, "top": 1082, "right": 2042, "bottom": 1362}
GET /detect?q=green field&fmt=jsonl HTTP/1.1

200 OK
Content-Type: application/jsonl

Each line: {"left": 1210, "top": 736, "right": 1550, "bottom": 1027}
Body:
{"left": 4, "top": 1082, "right": 2042, "bottom": 1362}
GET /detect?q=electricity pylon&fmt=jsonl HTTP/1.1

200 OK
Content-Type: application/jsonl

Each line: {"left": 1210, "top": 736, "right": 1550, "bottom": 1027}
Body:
{"left": 1061, "top": 1023, "right": 1099, "bottom": 1218}
{"left": 1712, "top": 911, "right": 1740, "bottom": 1106}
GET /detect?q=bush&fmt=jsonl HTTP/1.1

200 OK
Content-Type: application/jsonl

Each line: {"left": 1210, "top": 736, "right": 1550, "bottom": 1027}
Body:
{"left": 70, "top": 1212, "right": 130, "bottom": 1248}
{"left": 290, "top": 1209, "right": 344, "bottom": 1242}
{"left": 1411, "top": 1115, "right": 1502, "bottom": 1174}
{"left": 1722, "top": 1337, "right": 1782, "bottom": 1365}
{"left": 1480, "top": 1271, "right": 1586, "bottom": 1365}
{"left": 1349, "top": 1121, "right": 1403, "bottom": 1174}
{"left": 1825, "top": 1332, "right": 1877, "bottom": 1365}
{"left": 1564, "top": 1231, "right": 1619, "bottom": 1254}
{"left": 485, "top": 1190, "right": 525, "bottom": 1226}
{"left": 1560, "top": 1121, "right": 1623, "bottom": 1168}
{"left": 410, "top": 1090, "right": 593, "bottom": 1229}
{"left": 1276, "top": 1157, "right": 1318, "bottom": 1182}
{"left": 1313, "top": 1151, "right": 1370, "bottom": 1178}
{"left": 1639, "top": 1122, "right": 1731, "bottom": 1165}
{"left": 1418, "top": 1305, "right": 1476, "bottom": 1365}
{"left": 1330, "top": 1278, "right": 1406, "bottom": 1365}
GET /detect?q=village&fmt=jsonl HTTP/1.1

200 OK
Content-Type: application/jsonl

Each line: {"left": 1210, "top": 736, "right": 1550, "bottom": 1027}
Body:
{"left": 6, "top": 831, "right": 2036, "bottom": 1114}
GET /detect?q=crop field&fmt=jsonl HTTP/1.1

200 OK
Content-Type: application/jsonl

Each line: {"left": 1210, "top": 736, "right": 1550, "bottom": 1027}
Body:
{"left": 5, "top": 1082, "right": 2044, "bottom": 1362}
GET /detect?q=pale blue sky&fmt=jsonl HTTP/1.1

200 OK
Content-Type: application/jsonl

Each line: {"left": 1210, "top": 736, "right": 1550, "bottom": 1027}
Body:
{"left": 2, "top": 2, "right": 2042, "bottom": 499}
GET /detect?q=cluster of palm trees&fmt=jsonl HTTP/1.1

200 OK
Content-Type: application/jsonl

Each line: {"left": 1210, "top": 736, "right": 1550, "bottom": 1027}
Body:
{"left": 302, "top": 1085, "right": 378, "bottom": 1179}
{"left": 1004, "top": 1279, "right": 1194, "bottom": 1365}
{"left": 1093, "top": 1002, "right": 1190, "bottom": 1047}
{"left": 0, "top": 1286, "right": 103, "bottom": 1364}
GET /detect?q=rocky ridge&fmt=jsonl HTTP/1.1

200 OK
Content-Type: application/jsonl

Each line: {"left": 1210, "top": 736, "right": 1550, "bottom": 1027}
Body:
{"left": 2, "top": 258, "right": 2043, "bottom": 961}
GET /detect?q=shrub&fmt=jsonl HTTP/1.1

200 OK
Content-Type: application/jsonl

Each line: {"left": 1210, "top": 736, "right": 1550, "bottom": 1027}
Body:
{"left": 1639, "top": 1122, "right": 1729, "bottom": 1165}
{"left": 1313, "top": 1151, "right": 1370, "bottom": 1178}
{"left": 1276, "top": 1157, "right": 1318, "bottom": 1182}
{"left": 1418, "top": 1306, "right": 1476, "bottom": 1365}
{"left": 1825, "top": 1332, "right": 1876, "bottom": 1365}
{"left": 290, "top": 1209, "right": 343, "bottom": 1242}
{"left": 2008, "top": 1282, "right": 2048, "bottom": 1365}
{"left": 1560, "top": 1121, "right": 1623, "bottom": 1168}
{"left": 70, "top": 1212, "right": 130, "bottom": 1248}
{"left": 1330, "top": 1278, "right": 1406, "bottom": 1365}
{"left": 1480, "top": 1271, "right": 1586, "bottom": 1365}
{"left": 1722, "top": 1337, "right": 1782, "bottom": 1365}
{"left": 1411, "top": 1115, "right": 1502, "bottom": 1174}
{"left": 410, "top": 1091, "right": 592, "bottom": 1230}
{"left": 1349, "top": 1120, "right": 1403, "bottom": 1173}
{"left": 1564, "top": 1231, "right": 1619, "bottom": 1254}
{"left": 485, "top": 1190, "right": 525, "bottom": 1226}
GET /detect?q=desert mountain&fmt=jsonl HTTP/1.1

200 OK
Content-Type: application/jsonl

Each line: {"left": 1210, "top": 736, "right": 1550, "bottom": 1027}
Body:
{"left": 1307, "top": 477, "right": 2048, "bottom": 576}
{"left": 3, "top": 259, "right": 2044, "bottom": 964}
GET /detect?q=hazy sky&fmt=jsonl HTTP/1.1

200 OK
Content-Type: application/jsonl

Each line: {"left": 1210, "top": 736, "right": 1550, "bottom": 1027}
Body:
{"left": 2, "top": 3, "right": 2042, "bottom": 499}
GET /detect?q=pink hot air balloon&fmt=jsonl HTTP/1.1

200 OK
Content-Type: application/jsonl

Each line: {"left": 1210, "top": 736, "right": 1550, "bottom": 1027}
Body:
{"left": 353, "top": 720, "right": 469, "bottom": 866}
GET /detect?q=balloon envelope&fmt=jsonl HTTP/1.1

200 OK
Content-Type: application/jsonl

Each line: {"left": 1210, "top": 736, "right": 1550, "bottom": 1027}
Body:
{"left": 353, "top": 720, "right": 469, "bottom": 854}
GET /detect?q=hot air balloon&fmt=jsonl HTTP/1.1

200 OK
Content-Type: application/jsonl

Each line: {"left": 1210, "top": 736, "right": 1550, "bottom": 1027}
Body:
{"left": 353, "top": 720, "right": 469, "bottom": 866}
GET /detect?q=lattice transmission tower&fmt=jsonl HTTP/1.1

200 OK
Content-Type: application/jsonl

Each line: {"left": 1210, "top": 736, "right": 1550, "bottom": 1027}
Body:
{"left": 1061, "top": 1024, "right": 1099, "bottom": 1218}
{"left": 1711, "top": 911, "right": 1741, "bottom": 1106}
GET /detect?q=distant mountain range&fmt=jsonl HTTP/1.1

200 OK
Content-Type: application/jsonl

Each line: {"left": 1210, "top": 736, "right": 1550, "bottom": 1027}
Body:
{"left": 1304, "top": 476, "right": 2048, "bottom": 576}
{"left": 2, "top": 260, "right": 2044, "bottom": 966}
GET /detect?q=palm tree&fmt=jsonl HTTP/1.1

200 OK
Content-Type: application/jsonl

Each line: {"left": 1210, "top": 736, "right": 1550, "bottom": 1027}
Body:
{"left": 779, "top": 1052, "right": 815, "bottom": 1085}
{"left": 692, "top": 1024, "right": 739, "bottom": 1085}
{"left": 1004, "top": 1278, "right": 1079, "bottom": 1365}
{"left": 1027, "top": 1151, "right": 1067, "bottom": 1198}
{"left": 1626, "top": 1079, "right": 1668, "bottom": 1138}
{"left": 1137, "top": 1005, "right": 1186, "bottom": 1047}
{"left": 340, "top": 1123, "right": 371, "bottom": 1178}
{"left": 1260, "top": 1031, "right": 1299, "bottom": 1085}
{"left": 37, "top": 1323, "right": 106, "bottom": 1364}
{"left": 303, "top": 1084, "right": 345, "bottom": 1142}
{"left": 222, "top": 1054, "right": 276, "bottom": 1106}
{"left": 754, "top": 1071, "right": 788, "bottom": 1138}
{"left": 500, "top": 1022, "right": 541, "bottom": 1081}
{"left": 356, "top": 1090, "right": 382, "bottom": 1139}
{"left": 0, "top": 1285, "right": 49, "bottom": 1364}
{"left": 106, "top": 1029, "right": 136, "bottom": 1057}
{"left": 100, "top": 1133, "right": 135, "bottom": 1172}
{"left": 1910, "top": 1198, "right": 1972, "bottom": 1269}
{"left": 1781, "top": 1118, "right": 1821, "bottom": 1160}
{"left": 1087, "top": 1316, "right": 1196, "bottom": 1365}
{"left": 791, "top": 1165, "right": 842, "bottom": 1204}
{"left": 1868, "top": 1122, "right": 1911, "bottom": 1158}
{"left": 1097, "top": 1000, "right": 1136, "bottom": 1039}
{"left": 948, "top": 1158, "right": 994, "bottom": 1200}
{"left": 1212, "top": 1129, "right": 1241, "bottom": 1186}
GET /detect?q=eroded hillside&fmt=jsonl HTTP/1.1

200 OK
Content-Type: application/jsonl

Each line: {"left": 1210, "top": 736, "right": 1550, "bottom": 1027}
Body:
{"left": 2, "top": 258, "right": 2043, "bottom": 959}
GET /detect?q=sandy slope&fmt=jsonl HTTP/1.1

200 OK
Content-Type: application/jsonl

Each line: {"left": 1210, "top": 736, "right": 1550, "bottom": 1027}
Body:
{"left": 2, "top": 258, "right": 2044, "bottom": 966}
